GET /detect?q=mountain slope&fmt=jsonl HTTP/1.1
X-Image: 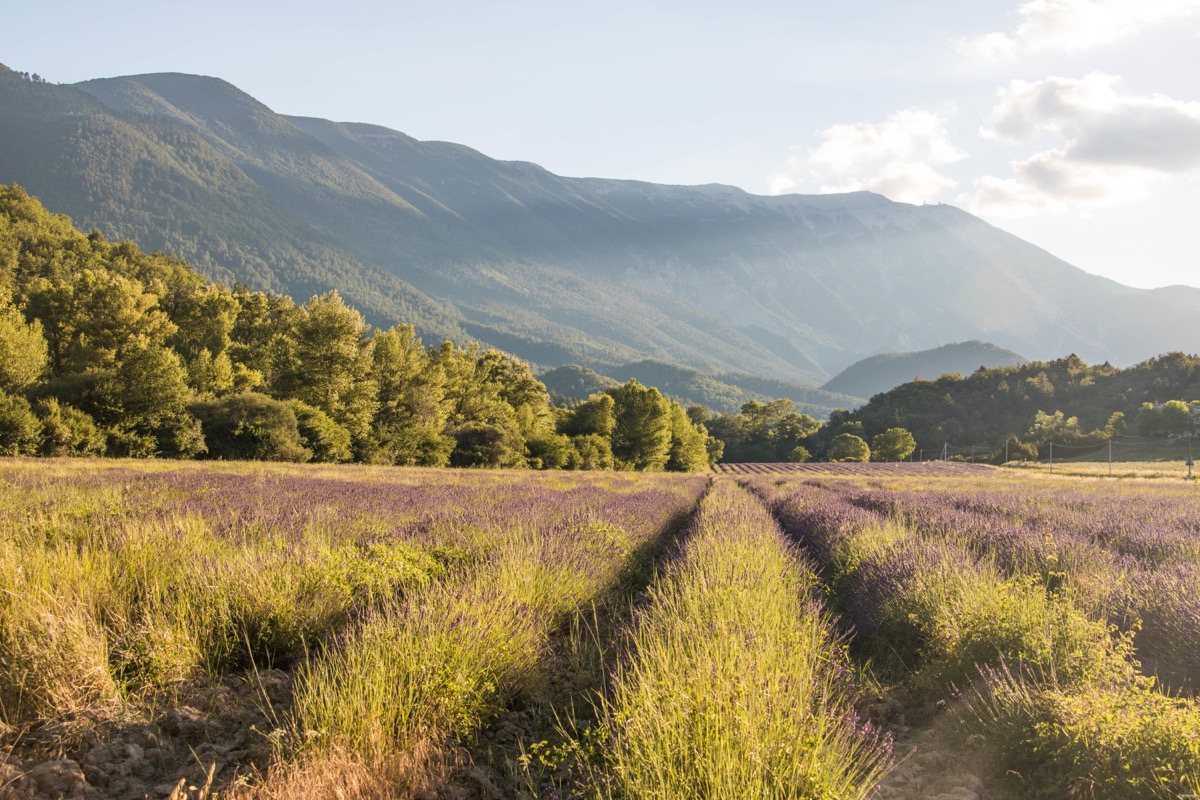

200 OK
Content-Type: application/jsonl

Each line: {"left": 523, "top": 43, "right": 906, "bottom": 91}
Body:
{"left": 1, "top": 67, "right": 1197, "bottom": 387}
{"left": 823, "top": 341, "right": 1028, "bottom": 400}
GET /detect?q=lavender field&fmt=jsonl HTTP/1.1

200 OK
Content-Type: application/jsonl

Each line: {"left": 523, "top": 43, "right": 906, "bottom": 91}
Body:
{"left": 1, "top": 459, "right": 1197, "bottom": 799}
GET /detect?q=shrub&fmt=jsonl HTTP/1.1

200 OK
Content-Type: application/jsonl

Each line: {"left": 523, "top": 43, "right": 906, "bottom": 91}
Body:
{"left": 36, "top": 398, "right": 106, "bottom": 457}
{"left": 192, "top": 392, "right": 311, "bottom": 462}
{"left": 288, "top": 399, "right": 352, "bottom": 463}
{"left": 788, "top": 445, "right": 812, "bottom": 463}
{"left": 593, "top": 482, "right": 890, "bottom": 798}
{"left": 871, "top": 428, "right": 916, "bottom": 462}
{"left": 973, "top": 667, "right": 1200, "bottom": 799}
{"left": 571, "top": 434, "right": 614, "bottom": 470}
{"left": 828, "top": 433, "right": 870, "bottom": 462}
{"left": 0, "top": 391, "right": 41, "bottom": 456}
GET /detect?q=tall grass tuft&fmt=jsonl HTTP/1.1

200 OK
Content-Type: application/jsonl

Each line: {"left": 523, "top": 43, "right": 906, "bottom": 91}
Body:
{"left": 970, "top": 663, "right": 1200, "bottom": 799}
{"left": 288, "top": 483, "right": 705, "bottom": 772}
{"left": 591, "top": 481, "right": 890, "bottom": 799}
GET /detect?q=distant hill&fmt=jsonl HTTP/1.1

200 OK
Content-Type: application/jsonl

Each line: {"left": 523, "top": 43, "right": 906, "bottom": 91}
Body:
{"left": 539, "top": 365, "right": 619, "bottom": 404}
{"left": 2, "top": 67, "right": 1199, "bottom": 388}
{"left": 835, "top": 352, "right": 1200, "bottom": 454}
{"left": 823, "top": 341, "right": 1027, "bottom": 400}
{"left": 541, "top": 361, "right": 860, "bottom": 415}
{"left": 600, "top": 361, "right": 861, "bottom": 415}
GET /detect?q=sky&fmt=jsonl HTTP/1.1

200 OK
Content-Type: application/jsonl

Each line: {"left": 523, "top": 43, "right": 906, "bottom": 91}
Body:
{"left": 4, "top": 0, "right": 1200, "bottom": 289}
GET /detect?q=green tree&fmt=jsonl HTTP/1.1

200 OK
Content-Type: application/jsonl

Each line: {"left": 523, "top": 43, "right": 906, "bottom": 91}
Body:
{"left": 92, "top": 344, "right": 205, "bottom": 458}
{"left": 774, "top": 411, "right": 821, "bottom": 460}
{"left": 188, "top": 348, "right": 237, "bottom": 397}
{"left": 1161, "top": 400, "right": 1193, "bottom": 436}
{"left": 560, "top": 393, "right": 616, "bottom": 438}
{"left": 1135, "top": 402, "right": 1161, "bottom": 436}
{"left": 449, "top": 420, "right": 524, "bottom": 468}
{"left": 526, "top": 432, "right": 575, "bottom": 469}
{"left": 436, "top": 342, "right": 527, "bottom": 468}
{"left": 827, "top": 433, "right": 870, "bottom": 462}
{"left": 788, "top": 445, "right": 812, "bottom": 463}
{"left": 274, "top": 291, "right": 379, "bottom": 453}
{"left": 871, "top": 428, "right": 916, "bottom": 462}
{"left": 368, "top": 325, "right": 452, "bottom": 466}
{"left": 571, "top": 434, "right": 615, "bottom": 470}
{"left": 1026, "top": 409, "right": 1082, "bottom": 444}
{"left": 665, "top": 401, "right": 710, "bottom": 472}
{"left": 609, "top": 380, "right": 671, "bottom": 471}
{"left": 26, "top": 268, "right": 174, "bottom": 375}
{"left": 1104, "top": 411, "right": 1127, "bottom": 437}
{"left": 0, "top": 290, "right": 47, "bottom": 392}
{"left": 227, "top": 285, "right": 300, "bottom": 389}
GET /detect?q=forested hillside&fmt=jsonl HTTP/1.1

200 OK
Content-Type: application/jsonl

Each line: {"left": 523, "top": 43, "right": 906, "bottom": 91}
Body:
{"left": 825, "top": 353, "right": 1200, "bottom": 458}
{"left": 0, "top": 186, "right": 714, "bottom": 471}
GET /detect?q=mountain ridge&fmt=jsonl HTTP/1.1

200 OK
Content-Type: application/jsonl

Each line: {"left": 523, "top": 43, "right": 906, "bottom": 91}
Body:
{"left": 1, "top": 66, "right": 1197, "bottom": 390}
{"left": 822, "top": 341, "right": 1028, "bottom": 401}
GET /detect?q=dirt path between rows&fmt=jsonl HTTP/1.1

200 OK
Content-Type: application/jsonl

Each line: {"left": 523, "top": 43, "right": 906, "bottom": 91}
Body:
{"left": 870, "top": 704, "right": 1018, "bottom": 800}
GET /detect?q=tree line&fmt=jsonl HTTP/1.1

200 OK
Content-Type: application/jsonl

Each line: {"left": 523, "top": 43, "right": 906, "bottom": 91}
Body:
{"left": 825, "top": 353, "right": 1200, "bottom": 462}
{"left": 0, "top": 185, "right": 716, "bottom": 471}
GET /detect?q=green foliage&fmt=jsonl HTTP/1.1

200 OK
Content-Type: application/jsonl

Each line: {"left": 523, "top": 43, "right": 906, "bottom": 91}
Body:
{"left": 609, "top": 380, "right": 672, "bottom": 471}
{"left": 0, "top": 289, "right": 47, "bottom": 391}
{"left": 559, "top": 392, "right": 615, "bottom": 438}
{"left": 192, "top": 393, "right": 311, "bottom": 462}
{"left": 525, "top": 431, "right": 574, "bottom": 470}
{"left": 871, "top": 427, "right": 916, "bottom": 462}
{"left": 1161, "top": 400, "right": 1194, "bottom": 435}
{"left": 449, "top": 421, "right": 525, "bottom": 468}
{"left": 705, "top": 398, "right": 821, "bottom": 463}
{"left": 368, "top": 324, "right": 451, "bottom": 466}
{"left": 828, "top": 433, "right": 870, "bottom": 462}
{"left": 94, "top": 344, "right": 206, "bottom": 458}
{"left": 273, "top": 291, "right": 379, "bottom": 452}
{"left": 0, "top": 391, "right": 41, "bottom": 455}
{"left": 665, "top": 401, "right": 710, "bottom": 472}
{"left": 570, "top": 433, "right": 614, "bottom": 470}
{"left": 840, "top": 353, "right": 1200, "bottom": 453}
{"left": 288, "top": 400, "right": 353, "bottom": 463}
{"left": 975, "top": 670, "right": 1200, "bottom": 799}
{"left": 788, "top": 445, "right": 811, "bottom": 463}
{"left": 35, "top": 398, "right": 105, "bottom": 457}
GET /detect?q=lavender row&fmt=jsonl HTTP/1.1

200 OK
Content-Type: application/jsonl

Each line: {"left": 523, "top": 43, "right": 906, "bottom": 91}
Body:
{"left": 759, "top": 476, "right": 1200, "bottom": 694}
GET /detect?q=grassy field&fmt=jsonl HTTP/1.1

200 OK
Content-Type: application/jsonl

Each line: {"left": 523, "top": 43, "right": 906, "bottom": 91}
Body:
{"left": 1006, "top": 458, "right": 1197, "bottom": 479}
{"left": 1, "top": 458, "right": 1197, "bottom": 798}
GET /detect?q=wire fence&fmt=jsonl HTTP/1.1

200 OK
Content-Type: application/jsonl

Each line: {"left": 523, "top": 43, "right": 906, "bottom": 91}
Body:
{"left": 923, "top": 433, "right": 1198, "bottom": 477}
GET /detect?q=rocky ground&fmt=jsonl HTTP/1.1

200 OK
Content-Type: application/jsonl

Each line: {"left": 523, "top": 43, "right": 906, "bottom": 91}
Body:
{"left": 1, "top": 670, "right": 290, "bottom": 800}
{"left": 870, "top": 702, "right": 1016, "bottom": 800}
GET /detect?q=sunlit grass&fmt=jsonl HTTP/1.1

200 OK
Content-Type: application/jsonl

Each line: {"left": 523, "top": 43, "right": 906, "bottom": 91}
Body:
{"left": 286, "top": 477, "right": 705, "bottom": 775}
{"left": 758, "top": 473, "right": 1200, "bottom": 799}
{"left": 591, "top": 480, "right": 890, "bottom": 799}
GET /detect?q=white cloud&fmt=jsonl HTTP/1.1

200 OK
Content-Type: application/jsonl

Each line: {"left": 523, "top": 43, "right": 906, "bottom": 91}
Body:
{"left": 966, "top": 73, "right": 1200, "bottom": 216}
{"left": 767, "top": 106, "right": 966, "bottom": 205}
{"left": 958, "top": 0, "right": 1200, "bottom": 60}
